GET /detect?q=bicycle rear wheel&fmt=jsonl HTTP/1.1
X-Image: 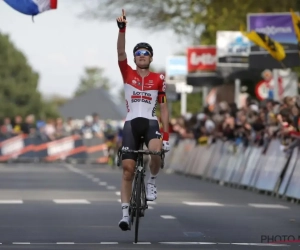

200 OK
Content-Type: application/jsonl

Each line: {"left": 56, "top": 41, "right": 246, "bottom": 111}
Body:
{"left": 134, "top": 171, "right": 142, "bottom": 243}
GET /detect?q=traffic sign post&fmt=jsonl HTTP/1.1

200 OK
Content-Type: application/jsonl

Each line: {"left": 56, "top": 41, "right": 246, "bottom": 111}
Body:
{"left": 165, "top": 56, "right": 189, "bottom": 115}
{"left": 173, "top": 82, "right": 194, "bottom": 115}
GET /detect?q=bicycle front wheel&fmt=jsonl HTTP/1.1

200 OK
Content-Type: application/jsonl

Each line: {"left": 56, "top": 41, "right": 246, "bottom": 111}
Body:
{"left": 134, "top": 171, "right": 142, "bottom": 243}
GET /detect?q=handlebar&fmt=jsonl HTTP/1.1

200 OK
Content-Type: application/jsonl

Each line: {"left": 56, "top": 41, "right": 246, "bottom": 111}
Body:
{"left": 116, "top": 148, "right": 166, "bottom": 168}
{"left": 119, "top": 149, "right": 164, "bottom": 155}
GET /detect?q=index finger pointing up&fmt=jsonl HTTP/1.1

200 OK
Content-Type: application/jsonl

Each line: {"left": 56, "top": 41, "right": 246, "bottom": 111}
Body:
{"left": 122, "top": 9, "right": 126, "bottom": 17}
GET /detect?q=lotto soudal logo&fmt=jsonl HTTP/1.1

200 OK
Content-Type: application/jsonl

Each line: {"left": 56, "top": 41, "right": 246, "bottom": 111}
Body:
{"left": 131, "top": 91, "right": 152, "bottom": 104}
{"left": 187, "top": 46, "right": 216, "bottom": 72}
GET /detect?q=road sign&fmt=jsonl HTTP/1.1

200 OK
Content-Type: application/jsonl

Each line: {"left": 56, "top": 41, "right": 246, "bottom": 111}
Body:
{"left": 175, "top": 83, "right": 193, "bottom": 93}
{"left": 165, "top": 56, "right": 187, "bottom": 79}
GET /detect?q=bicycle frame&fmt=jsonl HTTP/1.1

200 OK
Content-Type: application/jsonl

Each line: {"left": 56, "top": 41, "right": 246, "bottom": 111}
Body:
{"left": 128, "top": 142, "right": 147, "bottom": 231}
{"left": 117, "top": 139, "right": 165, "bottom": 243}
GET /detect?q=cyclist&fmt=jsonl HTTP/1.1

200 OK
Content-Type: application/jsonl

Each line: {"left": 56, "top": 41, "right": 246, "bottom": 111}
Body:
{"left": 116, "top": 9, "right": 171, "bottom": 231}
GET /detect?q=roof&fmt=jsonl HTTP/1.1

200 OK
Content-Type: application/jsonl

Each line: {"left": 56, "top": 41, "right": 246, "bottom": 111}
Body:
{"left": 59, "top": 87, "right": 126, "bottom": 120}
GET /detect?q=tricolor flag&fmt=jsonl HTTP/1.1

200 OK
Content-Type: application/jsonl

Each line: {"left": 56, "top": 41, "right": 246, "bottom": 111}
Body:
{"left": 3, "top": 0, "right": 57, "bottom": 16}
{"left": 290, "top": 9, "right": 300, "bottom": 51}
{"left": 241, "top": 29, "right": 286, "bottom": 62}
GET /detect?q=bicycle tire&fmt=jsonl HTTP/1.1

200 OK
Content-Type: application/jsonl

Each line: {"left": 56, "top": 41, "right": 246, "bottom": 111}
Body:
{"left": 134, "top": 170, "right": 142, "bottom": 243}
{"left": 129, "top": 205, "right": 134, "bottom": 230}
{"left": 129, "top": 179, "right": 137, "bottom": 229}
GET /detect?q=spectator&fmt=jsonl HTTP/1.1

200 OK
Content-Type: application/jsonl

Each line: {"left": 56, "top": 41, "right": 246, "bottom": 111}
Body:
{"left": 44, "top": 119, "right": 56, "bottom": 141}
{"left": 55, "top": 117, "right": 66, "bottom": 138}
{"left": 36, "top": 120, "right": 48, "bottom": 141}
{"left": 291, "top": 105, "right": 300, "bottom": 132}
{"left": 64, "top": 117, "right": 75, "bottom": 136}
{"left": 81, "top": 116, "right": 96, "bottom": 139}
{"left": 0, "top": 117, "right": 13, "bottom": 137}
{"left": 12, "top": 115, "right": 23, "bottom": 134}
{"left": 22, "top": 114, "right": 36, "bottom": 135}
{"left": 92, "top": 113, "right": 104, "bottom": 138}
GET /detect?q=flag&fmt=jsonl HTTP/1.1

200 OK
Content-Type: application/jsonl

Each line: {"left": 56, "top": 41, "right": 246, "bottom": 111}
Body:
{"left": 241, "top": 29, "right": 286, "bottom": 62}
{"left": 3, "top": 0, "right": 57, "bottom": 16}
{"left": 290, "top": 9, "right": 300, "bottom": 43}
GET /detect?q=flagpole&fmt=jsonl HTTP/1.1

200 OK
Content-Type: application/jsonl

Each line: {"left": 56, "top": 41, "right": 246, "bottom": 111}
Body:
{"left": 234, "top": 79, "right": 241, "bottom": 108}
{"left": 273, "top": 69, "right": 279, "bottom": 101}
{"left": 279, "top": 61, "right": 286, "bottom": 69}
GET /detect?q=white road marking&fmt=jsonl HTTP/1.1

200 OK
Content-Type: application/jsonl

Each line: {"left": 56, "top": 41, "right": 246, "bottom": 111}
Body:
{"left": 161, "top": 215, "right": 176, "bottom": 219}
{"left": 248, "top": 203, "right": 289, "bottom": 209}
{"left": 147, "top": 201, "right": 156, "bottom": 204}
{"left": 183, "top": 202, "right": 224, "bottom": 206}
{"left": 115, "top": 191, "right": 121, "bottom": 196}
{"left": 231, "top": 243, "right": 288, "bottom": 246}
{"left": 159, "top": 242, "right": 216, "bottom": 245}
{"left": 117, "top": 199, "right": 121, "bottom": 203}
{"left": 92, "top": 178, "right": 100, "bottom": 182}
{"left": 56, "top": 242, "right": 75, "bottom": 244}
{"left": 53, "top": 199, "right": 90, "bottom": 204}
{"left": 0, "top": 200, "right": 23, "bottom": 204}
{"left": 30, "top": 243, "right": 54, "bottom": 245}
{"left": 99, "top": 182, "right": 107, "bottom": 186}
{"left": 107, "top": 186, "right": 116, "bottom": 190}
{"left": 2, "top": 242, "right": 291, "bottom": 246}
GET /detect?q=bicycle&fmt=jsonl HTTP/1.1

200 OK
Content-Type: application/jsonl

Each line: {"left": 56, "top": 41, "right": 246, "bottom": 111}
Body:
{"left": 117, "top": 136, "right": 165, "bottom": 243}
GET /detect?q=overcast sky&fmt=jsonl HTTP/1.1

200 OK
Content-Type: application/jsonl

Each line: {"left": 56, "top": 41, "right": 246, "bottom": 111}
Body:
{"left": 0, "top": 0, "right": 187, "bottom": 98}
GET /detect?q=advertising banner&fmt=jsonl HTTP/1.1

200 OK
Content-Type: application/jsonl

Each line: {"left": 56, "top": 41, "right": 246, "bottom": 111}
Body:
{"left": 247, "top": 12, "right": 300, "bottom": 69}
{"left": 216, "top": 31, "right": 250, "bottom": 67}
{"left": 187, "top": 46, "right": 216, "bottom": 72}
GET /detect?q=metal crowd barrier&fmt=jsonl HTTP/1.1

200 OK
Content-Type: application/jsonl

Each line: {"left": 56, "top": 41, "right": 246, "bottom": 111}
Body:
{"left": 0, "top": 134, "right": 108, "bottom": 164}
{"left": 163, "top": 137, "right": 300, "bottom": 202}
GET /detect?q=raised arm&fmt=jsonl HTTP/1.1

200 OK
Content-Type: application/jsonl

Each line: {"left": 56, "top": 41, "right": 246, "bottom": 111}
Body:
{"left": 157, "top": 75, "right": 170, "bottom": 149}
{"left": 116, "top": 9, "right": 127, "bottom": 61}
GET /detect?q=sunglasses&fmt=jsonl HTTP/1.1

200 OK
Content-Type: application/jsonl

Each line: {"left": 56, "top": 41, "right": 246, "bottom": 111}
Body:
{"left": 134, "top": 50, "right": 151, "bottom": 56}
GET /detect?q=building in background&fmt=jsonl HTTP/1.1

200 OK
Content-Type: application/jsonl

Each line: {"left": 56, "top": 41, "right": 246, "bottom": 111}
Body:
{"left": 59, "top": 87, "right": 126, "bottom": 121}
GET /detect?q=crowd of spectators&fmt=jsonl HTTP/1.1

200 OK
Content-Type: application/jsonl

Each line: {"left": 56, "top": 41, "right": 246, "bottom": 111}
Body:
{"left": 2, "top": 95, "right": 300, "bottom": 154}
{"left": 170, "top": 95, "right": 300, "bottom": 153}
{"left": 0, "top": 113, "right": 121, "bottom": 142}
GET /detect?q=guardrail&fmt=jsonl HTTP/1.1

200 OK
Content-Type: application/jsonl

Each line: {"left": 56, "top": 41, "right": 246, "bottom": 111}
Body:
{"left": 164, "top": 136, "right": 300, "bottom": 202}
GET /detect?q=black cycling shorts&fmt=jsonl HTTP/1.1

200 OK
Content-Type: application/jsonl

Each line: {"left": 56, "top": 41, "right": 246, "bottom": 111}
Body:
{"left": 121, "top": 117, "right": 162, "bottom": 161}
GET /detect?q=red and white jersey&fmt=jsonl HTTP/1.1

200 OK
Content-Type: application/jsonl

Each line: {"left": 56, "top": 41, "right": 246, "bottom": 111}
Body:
{"left": 118, "top": 59, "right": 167, "bottom": 121}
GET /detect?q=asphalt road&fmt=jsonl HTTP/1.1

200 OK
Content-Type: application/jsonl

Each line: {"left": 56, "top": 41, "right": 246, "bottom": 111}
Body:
{"left": 0, "top": 162, "right": 298, "bottom": 249}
